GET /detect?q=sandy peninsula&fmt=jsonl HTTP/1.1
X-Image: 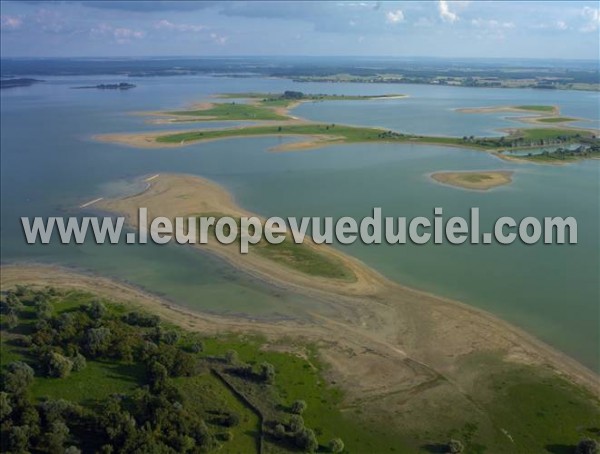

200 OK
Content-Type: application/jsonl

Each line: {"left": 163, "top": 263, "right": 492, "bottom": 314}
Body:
{"left": 431, "top": 170, "right": 513, "bottom": 190}
{"left": 87, "top": 173, "right": 599, "bottom": 398}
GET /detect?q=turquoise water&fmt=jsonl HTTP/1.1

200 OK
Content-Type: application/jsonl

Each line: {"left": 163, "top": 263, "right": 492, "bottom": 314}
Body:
{"left": 1, "top": 76, "right": 598, "bottom": 371}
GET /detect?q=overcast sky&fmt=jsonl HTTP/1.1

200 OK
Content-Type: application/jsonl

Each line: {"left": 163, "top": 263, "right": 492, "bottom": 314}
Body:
{"left": 1, "top": 1, "right": 599, "bottom": 59}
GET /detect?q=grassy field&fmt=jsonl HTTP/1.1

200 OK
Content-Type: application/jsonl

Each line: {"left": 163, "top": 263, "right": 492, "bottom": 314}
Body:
{"left": 515, "top": 105, "right": 556, "bottom": 112}
{"left": 168, "top": 102, "right": 288, "bottom": 121}
{"left": 536, "top": 117, "right": 577, "bottom": 123}
{"left": 196, "top": 211, "right": 355, "bottom": 281}
{"left": 517, "top": 128, "right": 585, "bottom": 141}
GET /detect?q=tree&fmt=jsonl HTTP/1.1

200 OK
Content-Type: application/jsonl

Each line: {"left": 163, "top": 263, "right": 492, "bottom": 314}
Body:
{"left": 273, "top": 423, "right": 286, "bottom": 439}
{"left": 225, "top": 350, "right": 239, "bottom": 365}
{"left": 290, "top": 400, "right": 307, "bottom": 415}
{"left": 36, "top": 299, "right": 54, "bottom": 320}
{"left": 189, "top": 341, "right": 203, "bottom": 353}
{"left": 259, "top": 362, "right": 275, "bottom": 384}
{"left": 162, "top": 330, "right": 180, "bottom": 345}
{"left": 71, "top": 353, "right": 87, "bottom": 372}
{"left": 45, "top": 420, "right": 70, "bottom": 453}
{"left": 288, "top": 415, "right": 304, "bottom": 433}
{"left": 576, "top": 439, "right": 600, "bottom": 454}
{"left": 329, "top": 438, "right": 344, "bottom": 453}
{"left": 86, "top": 300, "right": 107, "bottom": 319}
{"left": 0, "top": 391, "right": 13, "bottom": 420}
{"left": 148, "top": 361, "right": 168, "bottom": 390}
{"left": 85, "top": 327, "right": 112, "bottom": 357}
{"left": 3, "top": 310, "right": 18, "bottom": 329}
{"left": 4, "top": 361, "right": 35, "bottom": 393}
{"left": 448, "top": 439, "right": 464, "bottom": 453}
{"left": 44, "top": 352, "right": 74, "bottom": 378}
{"left": 7, "top": 425, "right": 30, "bottom": 452}
{"left": 295, "top": 427, "right": 318, "bottom": 452}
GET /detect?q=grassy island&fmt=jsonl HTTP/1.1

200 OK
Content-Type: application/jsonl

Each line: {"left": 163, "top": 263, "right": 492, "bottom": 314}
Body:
{"left": 431, "top": 171, "right": 513, "bottom": 190}
{"left": 98, "top": 93, "right": 599, "bottom": 163}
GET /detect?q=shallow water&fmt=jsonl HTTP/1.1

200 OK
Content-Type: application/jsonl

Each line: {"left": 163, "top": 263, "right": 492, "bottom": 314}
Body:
{"left": 1, "top": 76, "right": 598, "bottom": 370}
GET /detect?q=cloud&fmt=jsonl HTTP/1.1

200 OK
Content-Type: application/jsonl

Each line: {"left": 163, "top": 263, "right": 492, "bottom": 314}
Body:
{"left": 471, "top": 19, "right": 515, "bottom": 29}
{"left": 83, "top": 1, "right": 220, "bottom": 12}
{"left": 91, "top": 23, "right": 144, "bottom": 44}
{"left": 580, "top": 6, "right": 599, "bottom": 32}
{"left": 438, "top": 0, "right": 458, "bottom": 23}
{"left": 210, "top": 32, "right": 227, "bottom": 45}
{"left": 34, "top": 8, "right": 67, "bottom": 33}
{"left": 385, "top": 9, "right": 404, "bottom": 24}
{"left": 0, "top": 15, "right": 23, "bottom": 31}
{"left": 154, "top": 20, "right": 205, "bottom": 32}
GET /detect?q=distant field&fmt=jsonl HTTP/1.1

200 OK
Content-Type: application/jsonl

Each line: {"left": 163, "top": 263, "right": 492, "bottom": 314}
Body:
{"left": 536, "top": 117, "right": 577, "bottom": 123}
{"left": 518, "top": 127, "right": 584, "bottom": 140}
{"left": 515, "top": 105, "right": 556, "bottom": 112}
{"left": 168, "top": 103, "right": 288, "bottom": 121}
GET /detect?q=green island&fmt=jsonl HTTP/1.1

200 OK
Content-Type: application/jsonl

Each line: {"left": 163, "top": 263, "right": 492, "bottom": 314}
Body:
{"left": 514, "top": 105, "right": 556, "bottom": 112}
{"left": 124, "top": 93, "right": 598, "bottom": 163}
{"left": 154, "top": 122, "right": 599, "bottom": 160}
{"left": 431, "top": 171, "right": 513, "bottom": 191}
{"left": 2, "top": 285, "right": 600, "bottom": 453}
{"left": 163, "top": 91, "right": 405, "bottom": 122}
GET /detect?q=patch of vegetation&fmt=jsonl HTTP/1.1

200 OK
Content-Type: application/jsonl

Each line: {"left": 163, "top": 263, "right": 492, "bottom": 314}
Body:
{"left": 167, "top": 102, "right": 288, "bottom": 121}
{"left": 2, "top": 286, "right": 599, "bottom": 453}
{"left": 515, "top": 105, "right": 555, "bottom": 112}
{"left": 454, "top": 353, "right": 600, "bottom": 453}
{"left": 156, "top": 122, "right": 595, "bottom": 156}
{"left": 3, "top": 286, "right": 412, "bottom": 453}
{"left": 536, "top": 117, "right": 577, "bottom": 123}
{"left": 197, "top": 211, "right": 356, "bottom": 281}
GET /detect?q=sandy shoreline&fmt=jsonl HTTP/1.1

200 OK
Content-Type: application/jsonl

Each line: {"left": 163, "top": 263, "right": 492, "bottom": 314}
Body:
{"left": 77, "top": 173, "right": 600, "bottom": 397}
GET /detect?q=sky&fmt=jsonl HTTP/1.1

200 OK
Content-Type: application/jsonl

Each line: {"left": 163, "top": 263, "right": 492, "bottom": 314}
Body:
{"left": 1, "top": 1, "right": 599, "bottom": 59}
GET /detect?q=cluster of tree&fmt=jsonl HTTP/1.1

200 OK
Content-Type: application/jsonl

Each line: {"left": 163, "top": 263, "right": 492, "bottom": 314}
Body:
{"left": 227, "top": 357, "right": 276, "bottom": 384}
{"left": 2, "top": 286, "right": 348, "bottom": 453}
{"left": 460, "top": 133, "right": 584, "bottom": 149}
{"left": 281, "top": 90, "right": 305, "bottom": 99}
{"left": 264, "top": 399, "right": 344, "bottom": 453}
{"left": 377, "top": 130, "right": 406, "bottom": 139}
{"left": 0, "top": 288, "right": 218, "bottom": 452}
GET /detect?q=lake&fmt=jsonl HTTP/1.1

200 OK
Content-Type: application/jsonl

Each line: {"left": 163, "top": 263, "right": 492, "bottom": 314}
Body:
{"left": 1, "top": 75, "right": 598, "bottom": 371}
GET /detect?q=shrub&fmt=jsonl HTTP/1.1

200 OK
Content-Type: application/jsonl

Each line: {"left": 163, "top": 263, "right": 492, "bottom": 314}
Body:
{"left": 576, "top": 439, "right": 600, "bottom": 454}
{"left": 295, "top": 427, "right": 318, "bottom": 452}
{"left": 44, "top": 352, "right": 74, "bottom": 378}
{"left": 329, "top": 438, "right": 344, "bottom": 453}
{"left": 290, "top": 399, "right": 307, "bottom": 415}
{"left": 448, "top": 439, "right": 464, "bottom": 453}
{"left": 71, "top": 353, "right": 87, "bottom": 372}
